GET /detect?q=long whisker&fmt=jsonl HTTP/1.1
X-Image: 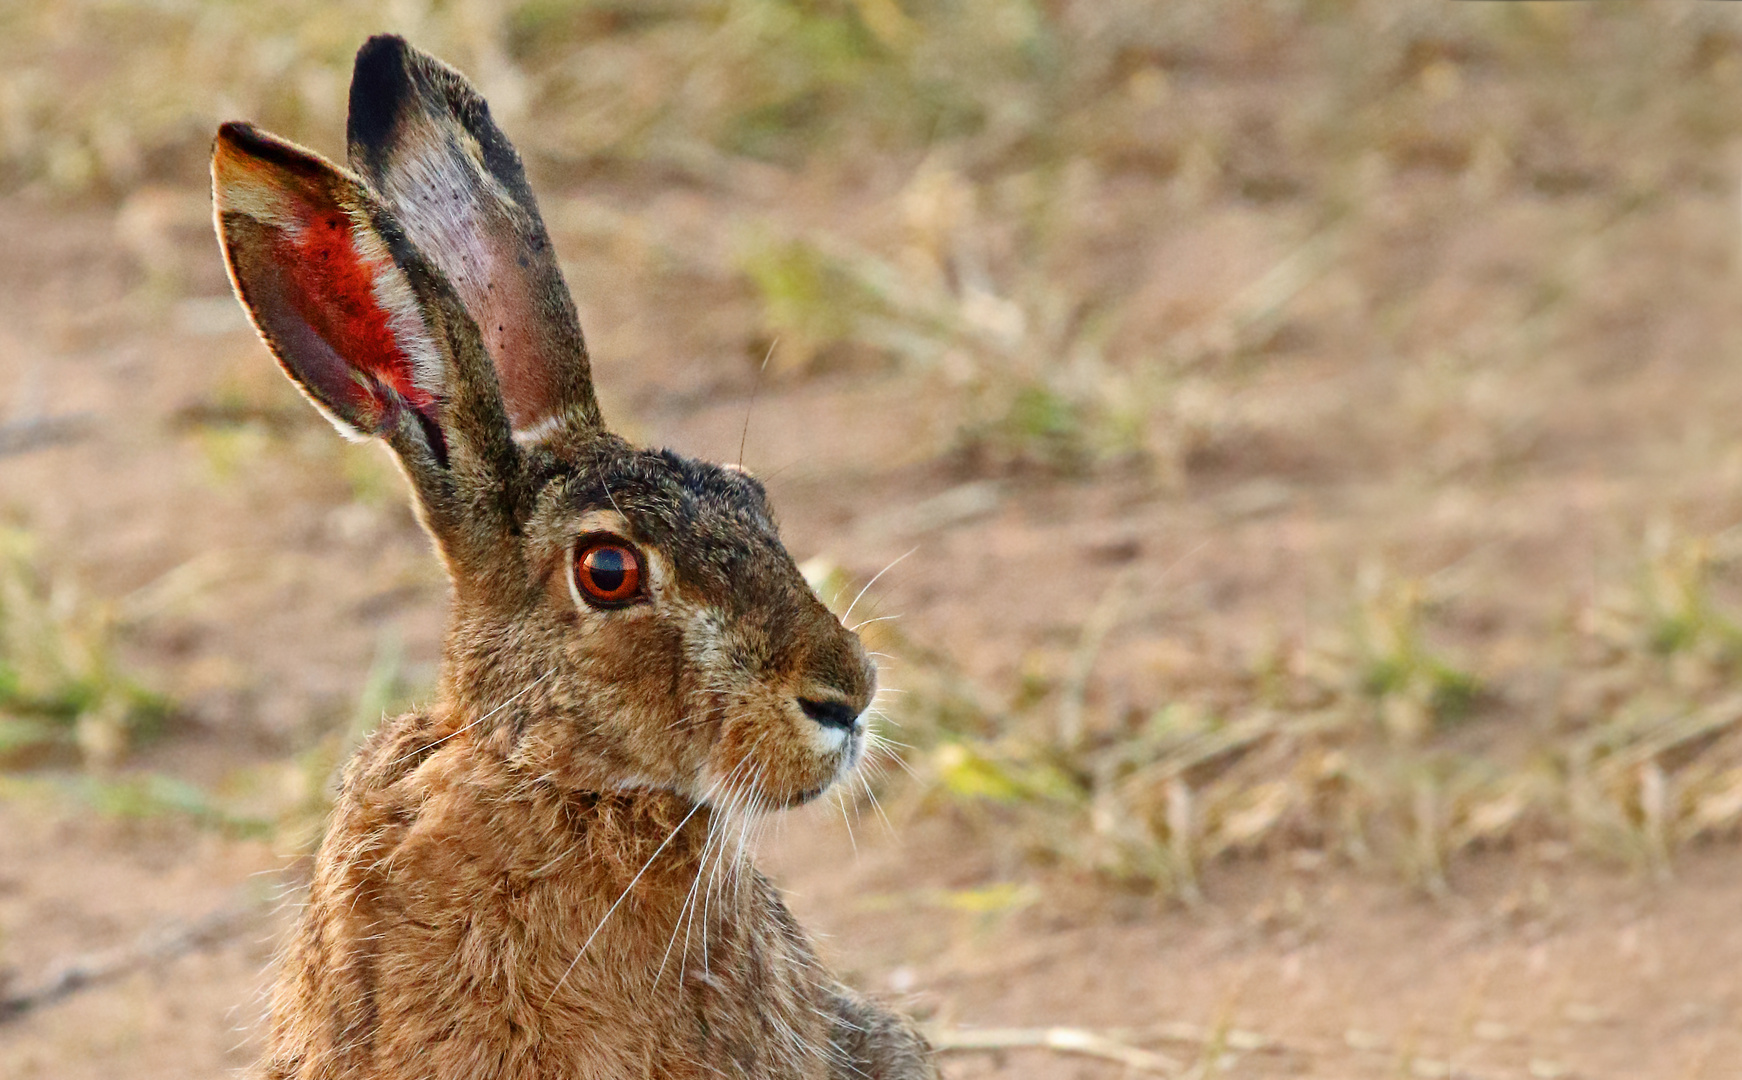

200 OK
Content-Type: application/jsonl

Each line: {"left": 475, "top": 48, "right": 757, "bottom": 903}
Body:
{"left": 733, "top": 767, "right": 765, "bottom": 873}
{"left": 848, "top": 613, "right": 902, "bottom": 632}
{"left": 391, "top": 670, "right": 552, "bottom": 767}
{"left": 653, "top": 787, "right": 723, "bottom": 988}
{"left": 837, "top": 788, "right": 858, "bottom": 855}
{"left": 673, "top": 805, "right": 724, "bottom": 986}
{"left": 658, "top": 759, "right": 748, "bottom": 988}
{"left": 548, "top": 794, "right": 708, "bottom": 1003}
{"left": 665, "top": 698, "right": 731, "bottom": 732}
{"left": 862, "top": 724, "right": 913, "bottom": 752}
{"left": 749, "top": 774, "right": 772, "bottom": 894}
{"left": 841, "top": 547, "right": 917, "bottom": 625}
{"left": 858, "top": 771, "right": 897, "bottom": 839}
{"left": 865, "top": 703, "right": 908, "bottom": 727}
{"left": 700, "top": 764, "right": 752, "bottom": 971}
{"left": 739, "top": 338, "right": 777, "bottom": 467}
{"left": 710, "top": 768, "right": 756, "bottom": 951}
{"left": 600, "top": 473, "right": 627, "bottom": 519}
{"left": 868, "top": 726, "right": 921, "bottom": 780}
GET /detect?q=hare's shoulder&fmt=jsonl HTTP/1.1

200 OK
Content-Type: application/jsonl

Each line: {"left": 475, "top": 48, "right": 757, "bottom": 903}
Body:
{"left": 303, "top": 711, "right": 449, "bottom": 885}
{"left": 317, "top": 711, "right": 488, "bottom": 868}
{"left": 339, "top": 710, "right": 451, "bottom": 795}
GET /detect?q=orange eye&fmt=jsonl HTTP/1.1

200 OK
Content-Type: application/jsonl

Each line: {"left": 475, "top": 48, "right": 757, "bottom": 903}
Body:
{"left": 573, "top": 540, "right": 644, "bottom": 607}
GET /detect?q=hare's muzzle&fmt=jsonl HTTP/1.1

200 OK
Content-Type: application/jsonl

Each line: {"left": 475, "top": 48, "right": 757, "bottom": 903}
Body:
{"left": 798, "top": 696, "right": 861, "bottom": 732}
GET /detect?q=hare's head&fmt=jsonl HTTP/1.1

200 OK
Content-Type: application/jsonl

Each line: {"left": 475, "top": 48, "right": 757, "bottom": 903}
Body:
{"left": 213, "top": 36, "right": 873, "bottom": 809}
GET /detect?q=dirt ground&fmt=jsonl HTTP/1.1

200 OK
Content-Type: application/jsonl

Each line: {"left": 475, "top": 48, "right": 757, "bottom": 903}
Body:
{"left": 6, "top": 781, "right": 1742, "bottom": 1080}
{"left": 10, "top": 8, "right": 1742, "bottom": 1078}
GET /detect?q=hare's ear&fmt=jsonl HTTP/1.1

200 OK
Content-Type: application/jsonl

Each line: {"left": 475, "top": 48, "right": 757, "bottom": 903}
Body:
{"left": 212, "top": 122, "right": 445, "bottom": 446}
{"left": 213, "top": 122, "right": 521, "bottom": 567}
{"left": 346, "top": 34, "right": 601, "bottom": 447}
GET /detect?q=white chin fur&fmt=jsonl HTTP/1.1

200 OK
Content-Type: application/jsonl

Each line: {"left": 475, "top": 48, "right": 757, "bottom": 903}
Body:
{"left": 809, "top": 721, "right": 850, "bottom": 755}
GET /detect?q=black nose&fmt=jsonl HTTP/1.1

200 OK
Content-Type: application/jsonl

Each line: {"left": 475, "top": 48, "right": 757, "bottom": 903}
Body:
{"left": 798, "top": 696, "right": 860, "bottom": 731}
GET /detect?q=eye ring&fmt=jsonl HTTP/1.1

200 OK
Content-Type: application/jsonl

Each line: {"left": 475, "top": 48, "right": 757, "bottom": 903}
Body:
{"left": 571, "top": 536, "right": 646, "bottom": 608}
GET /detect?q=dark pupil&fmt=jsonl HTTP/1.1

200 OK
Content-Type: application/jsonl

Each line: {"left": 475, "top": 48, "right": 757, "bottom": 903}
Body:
{"left": 587, "top": 548, "right": 627, "bottom": 592}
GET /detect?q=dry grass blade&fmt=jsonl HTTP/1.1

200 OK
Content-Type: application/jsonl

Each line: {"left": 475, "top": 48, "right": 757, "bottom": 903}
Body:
{"left": 1055, "top": 567, "right": 1133, "bottom": 748}
{"left": 1175, "top": 228, "right": 1345, "bottom": 364}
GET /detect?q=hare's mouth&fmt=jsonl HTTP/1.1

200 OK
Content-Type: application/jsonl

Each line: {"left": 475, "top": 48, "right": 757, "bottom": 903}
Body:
{"left": 694, "top": 688, "right": 867, "bottom": 810}
{"left": 705, "top": 732, "right": 862, "bottom": 811}
{"left": 791, "top": 787, "right": 829, "bottom": 807}
{"left": 795, "top": 693, "right": 864, "bottom": 756}
{"left": 773, "top": 771, "right": 849, "bottom": 809}
{"left": 819, "top": 730, "right": 867, "bottom": 797}
{"left": 810, "top": 717, "right": 853, "bottom": 755}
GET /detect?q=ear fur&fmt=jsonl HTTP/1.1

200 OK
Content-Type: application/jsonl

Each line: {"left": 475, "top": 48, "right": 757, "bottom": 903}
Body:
{"left": 213, "top": 121, "right": 445, "bottom": 447}
{"left": 213, "top": 120, "right": 525, "bottom": 579}
{"left": 347, "top": 34, "right": 601, "bottom": 446}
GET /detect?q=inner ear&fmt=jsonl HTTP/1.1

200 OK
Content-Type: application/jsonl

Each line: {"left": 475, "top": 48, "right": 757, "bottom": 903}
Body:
{"left": 213, "top": 121, "right": 445, "bottom": 447}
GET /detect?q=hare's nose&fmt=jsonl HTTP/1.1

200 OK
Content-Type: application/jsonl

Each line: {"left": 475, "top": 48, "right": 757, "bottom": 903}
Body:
{"left": 797, "top": 696, "right": 860, "bottom": 732}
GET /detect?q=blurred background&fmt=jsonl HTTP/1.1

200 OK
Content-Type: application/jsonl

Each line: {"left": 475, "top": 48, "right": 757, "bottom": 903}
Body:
{"left": 6, "top": 1, "right": 1742, "bottom": 1076}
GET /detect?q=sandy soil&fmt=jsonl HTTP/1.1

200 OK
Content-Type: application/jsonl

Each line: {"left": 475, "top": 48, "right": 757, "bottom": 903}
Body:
{"left": 3, "top": 794, "right": 1740, "bottom": 1079}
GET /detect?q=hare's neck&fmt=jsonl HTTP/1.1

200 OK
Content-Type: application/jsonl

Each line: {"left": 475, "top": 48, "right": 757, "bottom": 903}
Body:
{"left": 414, "top": 717, "right": 764, "bottom": 931}
{"left": 565, "top": 788, "right": 756, "bottom": 896}
{"left": 548, "top": 789, "right": 767, "bottom": 965}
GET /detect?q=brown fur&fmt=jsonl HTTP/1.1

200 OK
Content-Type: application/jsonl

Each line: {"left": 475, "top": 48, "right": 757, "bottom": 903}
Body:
{"left": 213, "top": 35, "right": 935, "bottom": 1080}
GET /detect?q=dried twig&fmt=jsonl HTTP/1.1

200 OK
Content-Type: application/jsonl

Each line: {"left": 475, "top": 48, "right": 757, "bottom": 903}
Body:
{"left": 932, "top": 1019, "right": 1503, "bottom": 1079}
{"left": 931, "top": 1026, "right": 1182, "bottom": 1073}
{"left": 0, "top": 900, "right": 260, "bottom": 1024}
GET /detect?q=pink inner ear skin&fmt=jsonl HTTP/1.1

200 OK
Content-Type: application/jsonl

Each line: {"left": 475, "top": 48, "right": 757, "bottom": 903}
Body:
{"left": 275, "top": 208, "right": 433, "bottom": 415}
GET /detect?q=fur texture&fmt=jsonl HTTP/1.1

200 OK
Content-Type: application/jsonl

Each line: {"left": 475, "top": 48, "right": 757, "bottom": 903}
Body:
{"left": 213, "top": 34, "right": 935, "bottom": 1080}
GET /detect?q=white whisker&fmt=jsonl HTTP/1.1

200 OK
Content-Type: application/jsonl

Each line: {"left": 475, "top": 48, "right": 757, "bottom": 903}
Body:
{"left": 848, "top": 613, "right": 902, "bottom": 632}
{"left": 841, "top": 547, "right": 916, "bottom": 625}
{"left": 391, "top": 670, "right": 553, "bottom": 766}
{"left": 836, "top": 788, "right": 858, "bottom": 856}
{"left": 858, "top": 771, "right": 897, "bottom": 838}
{"left": 658, "top": 759, "right": 748, "bottom": 989}
{"left": 548, "top": 794, "right": 707, "bottom": 1003}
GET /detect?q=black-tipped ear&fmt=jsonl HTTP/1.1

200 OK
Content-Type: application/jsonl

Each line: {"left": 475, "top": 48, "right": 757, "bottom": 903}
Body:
{"left": 346, "top": 36, "right": 417, "bottom": 158}
{"left": 347, "top": 34, "right": 601, "bottom": 445}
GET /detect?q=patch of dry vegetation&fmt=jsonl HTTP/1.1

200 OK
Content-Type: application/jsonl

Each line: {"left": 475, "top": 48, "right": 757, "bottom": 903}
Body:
{"left": 12, "top": 0, "right": 1742, "bottom": 898}
{"left": 881, "top": 532, "right": 1742, "bottom": 897}
{"left": 0, "top": 528, "right": 166, "bottom": 768}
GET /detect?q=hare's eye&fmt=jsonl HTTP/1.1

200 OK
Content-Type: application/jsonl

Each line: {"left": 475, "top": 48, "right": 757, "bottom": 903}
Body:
{"left": 574, "top": 540, "right": 645, "bottom": 607}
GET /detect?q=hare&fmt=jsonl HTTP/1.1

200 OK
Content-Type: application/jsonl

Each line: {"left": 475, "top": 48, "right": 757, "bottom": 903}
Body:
{"left": 212, "top": 35, "right": 935, "bottom": 1080}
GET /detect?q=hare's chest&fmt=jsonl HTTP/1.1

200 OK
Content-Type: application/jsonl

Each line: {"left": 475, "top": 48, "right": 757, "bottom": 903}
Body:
{"left": 366, "top": 824, "right": 832, "bottom": 1078}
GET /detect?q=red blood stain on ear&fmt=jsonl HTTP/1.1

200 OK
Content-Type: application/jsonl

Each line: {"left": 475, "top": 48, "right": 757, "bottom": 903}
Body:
{"left": 275, "top": 209, "right": 434, "bottom": 418}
